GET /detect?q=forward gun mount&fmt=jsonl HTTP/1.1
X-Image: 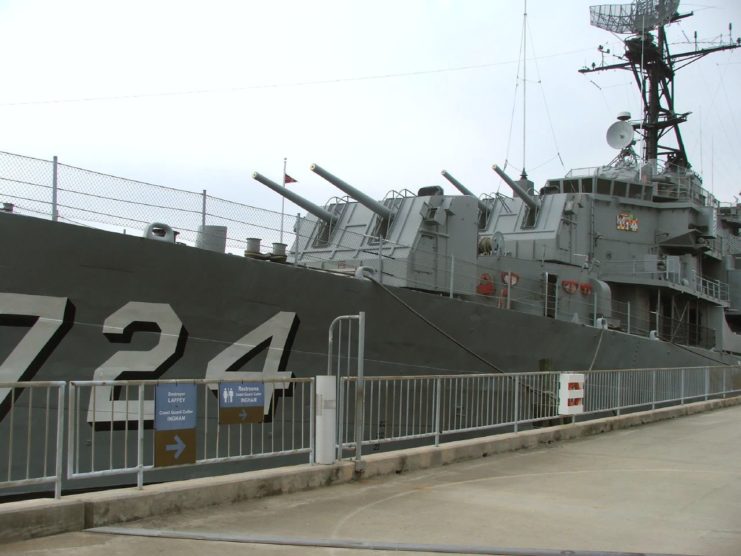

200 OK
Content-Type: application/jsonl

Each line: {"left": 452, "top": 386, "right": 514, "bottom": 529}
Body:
{"left": 310, "top": 164, "right": 395, "bottom": 222}
{"left": 252, "top": 171, "right": 339, "bottom": 225}
{"left": 492, "top": 165, "right": 540, "bottom": 212}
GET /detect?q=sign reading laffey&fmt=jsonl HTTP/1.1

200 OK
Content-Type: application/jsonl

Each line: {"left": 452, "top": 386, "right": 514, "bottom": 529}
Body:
{"left": 219, "top": 382, "right": 265, "bottom": 425}
{"left": 154, "top": 383, "right": 197, "bottom": 467}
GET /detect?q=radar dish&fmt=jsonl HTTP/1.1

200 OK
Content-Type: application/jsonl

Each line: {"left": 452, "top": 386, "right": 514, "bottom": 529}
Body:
{"left": 590, "top": 0, "right": 680, "bottom": 34}
{"left": 606, "top": 120, "right": 635, "bottom": 149}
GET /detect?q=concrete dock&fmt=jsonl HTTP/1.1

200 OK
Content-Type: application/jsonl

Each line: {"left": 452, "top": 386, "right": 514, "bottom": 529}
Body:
{"left": 1, "top": 399, "right": 740, "bottom": 556}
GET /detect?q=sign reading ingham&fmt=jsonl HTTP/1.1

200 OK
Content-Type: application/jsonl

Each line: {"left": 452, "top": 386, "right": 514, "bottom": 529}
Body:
{"left": 154, "top": 383, "right": 197, "bottom": 467}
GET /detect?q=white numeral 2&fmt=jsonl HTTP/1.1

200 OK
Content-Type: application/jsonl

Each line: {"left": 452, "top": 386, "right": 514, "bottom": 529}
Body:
{"left": 86, "top": 302, "right": 186, "bottom": 425}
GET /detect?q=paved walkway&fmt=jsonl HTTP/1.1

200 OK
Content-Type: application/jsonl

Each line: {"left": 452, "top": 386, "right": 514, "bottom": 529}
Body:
{"left": 2, "top": 405, "right": 740, "bottom": 556}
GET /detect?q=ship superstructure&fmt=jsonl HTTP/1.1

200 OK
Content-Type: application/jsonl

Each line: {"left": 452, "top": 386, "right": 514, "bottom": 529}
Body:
{"left": 244, "top": 0, "right": 741, "bottom": 356}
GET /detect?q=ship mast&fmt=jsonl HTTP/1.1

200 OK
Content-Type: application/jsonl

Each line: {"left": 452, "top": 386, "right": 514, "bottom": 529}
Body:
{"left": 579, "top": 0, "right": 740, "bottom": 172}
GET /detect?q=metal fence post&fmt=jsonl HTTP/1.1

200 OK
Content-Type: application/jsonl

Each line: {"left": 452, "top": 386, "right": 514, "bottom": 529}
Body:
{"left": 137, "top": 384, "right": 144, "bottom": 490}
{"left": 378, "top": 237, "right": 383, "bottom": 285}
{"left": 651, "top": 369, "right": 657, "bottom": 410}
{"left": 434, "top": 377, "right": 441, "bottom": 447}
{"left": 66, "top": 383, "right": 76, "bottom": 482}
{"left": 593, "top": 288, "right": 597, "bottom": 326}
{"left": 52, "top": 155, "right": 59, "bottom": 222}
{"left": 201, "top": 189, "right": 207, "bottom": 227}
{"left": 543, "top": 272, "right": 548, "bottom": 317}
{"left": 723, "top": 367, "right": 727, "bottom": 399}
{"left": 616, "top": 372, "right": 622, "bottom": 415}
{"left": 680, "top": 368, "right": 685, "bottom": 404}
{"left": 506, "top": 272, "right": 512, "bottom": 310}
{"left": 354, "top": 312, "right": 365, "bottom": 464}
{"left": 294, "top": 213, "right": 301, "bottom": 265}
{"left": 309, "top": 378, "right": 316, "bottom": 463}
{"left": 449, "top": 256, "right": 455, "bottom": 298}
{"left": 315, "top": 376, "right": 337, "bottom": 465}
{"left": 513, "top": 375, "right": 520, "bottom": 433}
{"left": 54, "top": 383, "right": 65, "bottom": 499}
{"left": 705, "top": 367, "right": 709, "bottom": 400}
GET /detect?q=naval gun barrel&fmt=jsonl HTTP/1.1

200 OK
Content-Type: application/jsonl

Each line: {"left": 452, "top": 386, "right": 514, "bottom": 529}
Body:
{"left": 310, "top": 163, "right": 394, "bottom": 221}
{"left": 252, "top": 171, "right": 338, "bottom": 225}
{"left": 492, "top": 165, "right": 540, "bottom": 211}
{"left": 441, "top": 170, "right": 488, "bottom": 213}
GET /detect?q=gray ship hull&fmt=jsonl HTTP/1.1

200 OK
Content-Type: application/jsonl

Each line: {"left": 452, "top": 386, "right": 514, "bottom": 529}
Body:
{"left": 0, "top": 212, "right": 734, "bottom": 494}
{"left": 1, "top": 212, "right": 730, "bottom": 390}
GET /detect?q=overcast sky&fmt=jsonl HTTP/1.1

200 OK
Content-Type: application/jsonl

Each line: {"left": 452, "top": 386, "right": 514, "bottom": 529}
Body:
{"left": 1, "top": 0, "right": 739, "bottom": 214}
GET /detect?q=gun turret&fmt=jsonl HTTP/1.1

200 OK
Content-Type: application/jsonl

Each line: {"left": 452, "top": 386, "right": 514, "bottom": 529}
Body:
{"left": 441, "top": 170, "right": 488, "bottom": 214}
{"left": 492, "top": 165, "right": 541, "bottom": 212}
{"left": 252, "top": 171, "right": 339, "bottom": 225}
{"left": 310, "top": 164, "right": 394, "bottom": 221}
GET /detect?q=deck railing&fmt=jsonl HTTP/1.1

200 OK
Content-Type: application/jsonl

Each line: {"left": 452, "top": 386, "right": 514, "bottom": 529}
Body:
{"left": 337, "top": 366, "right": 741, "bottom": 457}
{"left": 2, "top": 366, "right": 739, "bottom": 499}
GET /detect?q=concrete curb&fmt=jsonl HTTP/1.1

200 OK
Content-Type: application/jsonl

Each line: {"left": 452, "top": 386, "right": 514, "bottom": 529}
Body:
{"left": 2, "top": 396, "right": 740, "bottom": 543}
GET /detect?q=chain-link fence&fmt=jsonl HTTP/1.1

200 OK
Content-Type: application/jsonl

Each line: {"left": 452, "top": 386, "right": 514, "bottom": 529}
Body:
{"left": 0, "top": 151, "right": 300, "bottom": 255}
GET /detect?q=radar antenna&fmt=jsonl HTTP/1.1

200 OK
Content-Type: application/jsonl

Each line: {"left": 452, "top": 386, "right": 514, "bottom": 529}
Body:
{"left": 580, "top": 0, "right": 740, "bottom": 172}
{"left": 590, "top": 0, "right": 679, "bottom": 34}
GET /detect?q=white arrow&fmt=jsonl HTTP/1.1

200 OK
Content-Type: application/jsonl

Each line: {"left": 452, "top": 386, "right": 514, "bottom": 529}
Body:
{"left": 239, "top": 409, "right": 247, "bottom": 421}
{"left": 166, "top": 434, "right": 186, "bottom": 459}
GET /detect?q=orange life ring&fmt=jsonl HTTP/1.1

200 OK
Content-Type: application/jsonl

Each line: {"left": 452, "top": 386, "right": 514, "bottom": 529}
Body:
{"left": 561, "top": 279, "right": 578, "bottom": 294}
{"left": 501, "top": 272, "right": 519, "bottom": 286}
{"left": 579, "top": 282, "right": 593, "bottom": 295}
{"left": 476, "top": 273, "right": 495, "bottom": 296}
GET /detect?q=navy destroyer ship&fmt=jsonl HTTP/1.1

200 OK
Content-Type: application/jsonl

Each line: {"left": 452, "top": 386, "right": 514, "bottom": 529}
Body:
{"left": 1, "top": 0, "right": 740, "bottom": 491}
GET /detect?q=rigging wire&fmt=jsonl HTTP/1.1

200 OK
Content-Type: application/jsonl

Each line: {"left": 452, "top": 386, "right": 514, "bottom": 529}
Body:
{"left": 0, "top": 47, "right": 593, "bottom": 108}
{"left": 365, "top": 275, "right": 504, "bottom": 374}
{"left": 525, "top": 16, "right": 566, "bottom": 170}
{"left": 522, "top": 0, "right": 528, "bottom": 176}
{"left": 503, "top": 17, "right": 526, "bottom": 174}
{"left": 691, "top": 59, "right": 741, "bottom": 188}
{"left": 505, "top": 2, "right": 566, "bottom": 174}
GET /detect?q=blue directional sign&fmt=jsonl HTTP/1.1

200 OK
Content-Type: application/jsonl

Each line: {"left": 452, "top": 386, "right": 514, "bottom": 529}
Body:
{"left": 218, "top": 382, "right": 265, "bottom": 424}
{"left": 154, "top": 384, "right": 197, "bottom": 431}
{"left": 154, "top": 384, "right": 197, "bottom": 467}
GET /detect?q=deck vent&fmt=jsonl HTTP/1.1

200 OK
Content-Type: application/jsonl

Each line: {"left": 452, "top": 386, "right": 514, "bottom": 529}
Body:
{"left": 143, "top": 222, "right": 176, "bottom": 243}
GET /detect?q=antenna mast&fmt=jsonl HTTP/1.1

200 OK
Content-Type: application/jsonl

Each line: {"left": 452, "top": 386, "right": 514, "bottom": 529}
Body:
{"left": 580, "top": 0, "right": 740, "bottom": 172}
{"left": 522, "top": 0, "right": 528, "bottom": 179}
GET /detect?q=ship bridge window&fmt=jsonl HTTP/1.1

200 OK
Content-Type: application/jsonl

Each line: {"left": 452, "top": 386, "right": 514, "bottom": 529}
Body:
{"left": 629, "top": 183, "right": 643, "bottom": 199}
{"left": 613, "top": 181, "right": 627, "bottom": 197}
{"left": 580, "top": 178, "right": 593, "bottom": 193}
{"left": 564, "top": 179, "right": 579, "bottom": 193}
{"left": 542, "top": 180, "right": 560, "bottom": 194}
{"left": 597, "top": 179, "right": 611, "bottom": 195}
